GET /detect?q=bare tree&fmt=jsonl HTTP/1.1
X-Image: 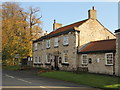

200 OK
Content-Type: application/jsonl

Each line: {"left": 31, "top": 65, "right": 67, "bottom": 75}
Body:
{"left": 28, "top": 7, "right": 42, "bottom": 36}
{"left": 19, "top": 6, "right": 42, "bottom": 40}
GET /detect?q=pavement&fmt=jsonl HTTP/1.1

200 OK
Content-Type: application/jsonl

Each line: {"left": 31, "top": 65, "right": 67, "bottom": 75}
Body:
{"left": 2, "top": 68, "right": 102, "bottom": 90}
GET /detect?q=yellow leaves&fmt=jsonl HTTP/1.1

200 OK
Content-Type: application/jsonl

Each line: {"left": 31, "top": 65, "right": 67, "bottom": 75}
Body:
{"left": 2, "top": 2, "right": 43, "bottom": 62}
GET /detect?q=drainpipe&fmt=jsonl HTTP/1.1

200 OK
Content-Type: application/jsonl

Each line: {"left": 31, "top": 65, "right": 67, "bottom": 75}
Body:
{"left": 77, "top": 31, "right": 80, "bottom": 53}
{"left": 76, "top": 31, "right": 80, "bottom": 70}
{"left": 113, "top": 52, "right": 116, "bottom": 75}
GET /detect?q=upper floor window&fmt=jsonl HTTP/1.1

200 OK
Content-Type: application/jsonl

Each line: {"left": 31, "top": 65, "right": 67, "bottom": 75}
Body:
{"left": 54, "top": 38, "right": 59, "bottom": 47}
{"left": 105, "top": 53, "right": 113, "bottom": 65}
{"left": 46, "top": 40, "right": 50, "bottom": 48}
{"left": 63, "top": 35, "right": 69, "bottom": 45}
{"left": 82, "top": 54, "right": 88, "bottom": 64}
{"left": 34, "top": 43, "right": 38, "bottom": 51}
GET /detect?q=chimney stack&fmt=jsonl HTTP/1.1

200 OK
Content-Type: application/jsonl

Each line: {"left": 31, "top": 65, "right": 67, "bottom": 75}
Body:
{"left": 88, "top": 6, "right": 97, "bottom": 19}
{"left": 53, "top": 19, "right": 62, "bottom": 31}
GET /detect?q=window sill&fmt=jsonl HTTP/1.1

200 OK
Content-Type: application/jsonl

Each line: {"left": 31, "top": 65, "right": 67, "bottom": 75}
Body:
{"left": 105, "top": 64, "right": 113, "bottom": 66}
{"left": 45, "top": 62, "right": 51, "bottom": 65}
{"left": 38, "top": 63, "right": 43, "bottom": 65}
{"left": 54, "top": 46, "right": 59, "bottom": 48}
{"left": 63, "top": 44, "right": 69, "bottom": 46}
{"left": 33, "top": 63, "right": 38, "bottom": 65}
{"left": 34, "top": 63, "right": 43, "bottom": 65}
{"left": 81, "top": 64, "right": 88, "bottom": 66}
{"left": 61, "top": 62, "right": 69, "bottom": 66}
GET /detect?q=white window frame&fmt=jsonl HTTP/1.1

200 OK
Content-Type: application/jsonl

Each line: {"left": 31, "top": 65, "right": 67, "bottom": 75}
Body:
{"left": 31, "top": 57, "right": 33, "bottom": 61}
{"left": 81, "top": 54, "right": 88, "bottom": 64}
{"left": 38, "top": 57, "right": 41, "bottom": 63}
{"left": 54, "top": 38, "right": 59, "bottom": 47}
{"left": 34, "top": 43, "right": 38, "bottom": 51}
{"left": 46, "top": 40, "right": 50, "bottom": 48}
{"left": 34, "top": 57, "right": 37, "bottom": 63}
{"left": 46, "top": 54, "right": 51, "bottom": 63}
{"left": 28, "top": 57, "right": 31, "bottom": 61}
{"left": 63, "top": 53, "right": 69, "bottom": 63}
{"left": 63, "top": 35, "right": 69, "bottom": 45}
{"left": 105, "top": 53, "right": 113, "bottom": 65}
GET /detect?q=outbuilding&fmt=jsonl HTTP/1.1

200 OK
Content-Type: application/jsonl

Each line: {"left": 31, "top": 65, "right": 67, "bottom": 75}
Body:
{"left": 78, "top": 39, "right": 116, "bottom": 75}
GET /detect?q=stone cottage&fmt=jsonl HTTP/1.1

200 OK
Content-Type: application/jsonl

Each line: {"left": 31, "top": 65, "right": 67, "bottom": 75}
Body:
{"left": 78, "top": 39, "right": 116, "bottom": 75}
{"left": 115, "top": 29, "right": 120, "bottom": 76}
{"left": 33, "top": 7, "right": 115, "bottom": 73}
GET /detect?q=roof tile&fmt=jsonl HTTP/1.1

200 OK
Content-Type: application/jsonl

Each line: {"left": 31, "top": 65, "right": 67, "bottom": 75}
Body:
{"left": 79, "top": 39, "right": 116, "bottom": 53}
{"left": 47, "top": 19, "right": 88, "bottom": 36}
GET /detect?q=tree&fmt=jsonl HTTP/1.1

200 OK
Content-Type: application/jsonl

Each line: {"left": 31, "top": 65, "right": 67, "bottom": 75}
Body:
{"left": 19, "top": 6, "right": 42, "bottom": 40}
{"left": 2, "top": 2, "right": 43, "bottom": 65}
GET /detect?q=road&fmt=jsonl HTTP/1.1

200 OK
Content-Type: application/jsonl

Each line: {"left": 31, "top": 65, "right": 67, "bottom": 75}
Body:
{"left": 2, "top": 69, "right": 101, "bottom": 90}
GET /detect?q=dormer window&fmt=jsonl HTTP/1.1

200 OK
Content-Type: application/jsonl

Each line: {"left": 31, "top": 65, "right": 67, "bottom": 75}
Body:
{"left": 46, "top": 40, "right": 50, "bottom": 49}
{"left": 63, "top": 35, "right": 69, "bottom": 45}
{"left": 54, "top": 38, "right": 59, "bottom": 47}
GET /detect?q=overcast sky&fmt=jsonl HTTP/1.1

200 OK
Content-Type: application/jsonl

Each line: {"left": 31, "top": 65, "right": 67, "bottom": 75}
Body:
{"left": 20, "top": 2, "right": 118, "bottom": 33}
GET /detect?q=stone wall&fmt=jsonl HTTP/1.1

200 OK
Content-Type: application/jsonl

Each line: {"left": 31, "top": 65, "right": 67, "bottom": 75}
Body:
{"left": 33, "top": 31, "right": 78, "bottom": 70}
{"left": 78, "top": 53, "right": 115, "bottom": 75}
{"left": 33, "top": 18, "right": 116, "bottom": 72}
{"left": 115, "top": 32, "right": 120, "bottom": 76}
{"left": 78, "top": 19, "right": 115, "bottom": 47}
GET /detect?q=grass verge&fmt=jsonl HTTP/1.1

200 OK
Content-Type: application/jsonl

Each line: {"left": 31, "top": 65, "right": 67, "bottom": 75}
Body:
{"left": 38, "top": 71, "right": 120, "bottom": 90}
{"left": 3, "top": 65, "right": 21, "bottom": 70}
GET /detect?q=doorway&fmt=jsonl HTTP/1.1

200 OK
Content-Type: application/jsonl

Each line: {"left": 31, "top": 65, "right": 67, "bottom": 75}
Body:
{"left": 54, "top": 56, "right": 59, "bottom": 70}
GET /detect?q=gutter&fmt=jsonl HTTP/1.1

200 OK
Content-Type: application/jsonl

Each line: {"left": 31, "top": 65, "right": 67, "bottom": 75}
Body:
{"left": 33, "top": 29, "right": 80, "bottom": 43}
{"left": 78, "top": 50, "right": 116, "bottom": 54}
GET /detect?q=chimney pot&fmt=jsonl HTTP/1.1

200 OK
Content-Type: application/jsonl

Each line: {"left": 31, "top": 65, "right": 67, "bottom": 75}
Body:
{"left": 53, "top": 20, "right": 62, "bottom": 31}
{"left": 54, "top": 19, "right": 56, "bottom": 23}
{"left": 88, "top": 6, "right": 97, "bottom": 19}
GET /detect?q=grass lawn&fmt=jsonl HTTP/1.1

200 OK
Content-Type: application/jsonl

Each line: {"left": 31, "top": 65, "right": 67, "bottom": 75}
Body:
{"left": 3, "top": 65, "right": 22, "bottom": 70}
{"left": 38, "top": 71, "right": 120, "bottom": 90}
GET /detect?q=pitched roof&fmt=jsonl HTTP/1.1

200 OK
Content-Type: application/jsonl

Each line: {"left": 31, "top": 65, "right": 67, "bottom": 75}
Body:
{"left": 48, "top": 19, "right": 88, "bottom": 36}
{"left": 33, "top": 19, "right": 88, "bottom": 43}
{"left": 78, "top": 39, "right": 116, "bottom": 54}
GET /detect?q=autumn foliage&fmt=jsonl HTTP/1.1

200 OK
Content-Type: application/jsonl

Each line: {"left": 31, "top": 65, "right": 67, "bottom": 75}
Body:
{"left": 2, "top": 2, "right": 43, "bottom": 65}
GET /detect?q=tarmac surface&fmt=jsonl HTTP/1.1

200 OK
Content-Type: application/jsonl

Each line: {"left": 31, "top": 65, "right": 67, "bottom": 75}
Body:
{"left": 2, "top": 68, "right": 102, "bottom": 90}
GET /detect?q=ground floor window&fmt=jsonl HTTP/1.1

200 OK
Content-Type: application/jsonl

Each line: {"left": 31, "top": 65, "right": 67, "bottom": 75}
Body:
{"left": 34, "top": 57, "right": 37, "bottom": 63}
{"left": 88, "top": 58, "right": 92, "bottom": 64}
{"left": 63, "top": 53, "right": 68, "bottom": 63}
{"left": 46, "top": 53, "right": 51, "bottom": 63}
{"left": 105, "top": 53, "right": 113, "bottom": 65}
{"left": 81, "top": 54, "right": 88, "bottom": 64}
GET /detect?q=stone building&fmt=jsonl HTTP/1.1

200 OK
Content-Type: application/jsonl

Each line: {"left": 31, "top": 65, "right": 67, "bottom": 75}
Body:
{"left": 115, "top": 29, "right": 120, "bottom": 76}
{"left": 78, "top": 39, "right": 116, "bottom": 75}
{"left": 33, "top": 7, "right": 115, "bottom": 72}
